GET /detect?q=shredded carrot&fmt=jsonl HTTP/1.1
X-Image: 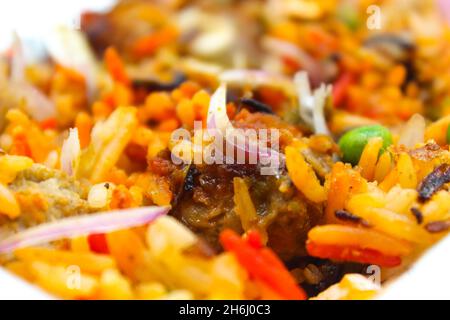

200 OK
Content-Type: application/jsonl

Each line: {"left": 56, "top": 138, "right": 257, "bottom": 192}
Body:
{"left": 110, "top": 185, "right": 135, "bottom": 209}
{"left": 101, "top": 83, "right": 134, "bottom": 109}
{"left": 104, "top": 47, "right": 130, "bottom": 86}
{"left": 75, "top": 112, "right": 93, "bottom": 148}
{"left": 10, "top": 128, "right": 32, "bottom": 158}
{"left": 55, "top": 64, "right": 86, "bottom": 85}
{"left": 104, "top": 167, "right": 128, "bottom": 186}
{"left": 39, "top": 117, "right": 58, "bottom": 131}
{"left": 132, "top": 25, "right": 178, "bottom": 58}
{"left": 306, "top": 241, "right": 402, "bottom": 267}
{"left": 92, "top": 101, "right": 113, "bottom": 119}
{"left": 220, "top": 229, "right": 306, "bottom": 300}
{"left": 333, "top": 72, "right": 354, "bottom": 108}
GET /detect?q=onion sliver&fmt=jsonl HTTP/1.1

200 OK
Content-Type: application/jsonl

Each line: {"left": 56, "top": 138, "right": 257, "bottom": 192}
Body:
{"left": 0, "top": 206, "right": 170, "bottom": 253}
{"left": 4, "top": 34, "right": 56, "bottom": 121}
{"left": 295, "top": 71, "right": 331, "bottom": 135}
{"left": 60, "top": 128, "right": 81, "bottom": 176}
{"left": 5, "top": 82, "right": 56, "bottom": 121}
{"left": 398, "top": 113, "right": 425, "bottom": 148}
{"left": 206, "top": 84, "right": 284, "bottom": 173}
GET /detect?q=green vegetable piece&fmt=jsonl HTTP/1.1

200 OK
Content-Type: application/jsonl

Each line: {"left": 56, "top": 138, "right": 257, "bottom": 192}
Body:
{"left": 446, "top": 124, "right": 450, "bottom": 145}
{"left": 338, "top": 125, "right": 393, "bottom": 165}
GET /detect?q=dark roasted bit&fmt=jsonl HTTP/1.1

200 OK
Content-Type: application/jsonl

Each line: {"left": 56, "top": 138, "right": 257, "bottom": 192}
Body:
{"left": 410, "top": 207, "right": 423, "bottom": 224}
{"left": 417, "top": 164, "right": 450, "bottom": 202}
{"left": 425, "top": 220, "right": 450, "bottom": 233}
{"left": 335, "top": 209, "right": 370, "bottom": 227}
{"left": 240, "top": 98, "right": 274, "bottom": 114}
{"left": 132, "top": 73, "right": 187, "bottom": 92}
{"left": 364, "top": 34, "right": 415, "bottom": 51}
{"left": 183, "top": 164, "right": 199, "bottom": 192}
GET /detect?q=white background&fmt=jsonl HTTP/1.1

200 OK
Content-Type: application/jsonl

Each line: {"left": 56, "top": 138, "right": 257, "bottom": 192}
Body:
{"left": 0, "top": 0, "right": 115, "bottom": 50}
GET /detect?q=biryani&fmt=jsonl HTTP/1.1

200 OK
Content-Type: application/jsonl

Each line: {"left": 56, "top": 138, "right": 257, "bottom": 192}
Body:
{"left": 0, "top": 0, "right": 449, "bottom": 300}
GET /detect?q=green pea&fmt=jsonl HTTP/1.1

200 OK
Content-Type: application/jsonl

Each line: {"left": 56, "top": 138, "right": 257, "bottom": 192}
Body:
{"left": 338, "top": 125, "right": 393, "bottom": 165}
{"left": 446, "top": 124, "right": 450, "bottom": 144}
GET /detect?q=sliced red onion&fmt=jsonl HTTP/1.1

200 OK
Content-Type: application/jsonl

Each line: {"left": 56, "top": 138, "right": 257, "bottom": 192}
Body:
{"left": 0, "top": 206, "right": 170, "bottom": 254}
{"left": 219, "top": 69, "right": 295, "bottom": 96}
{"left": 206, "top": 84, "right": 284, "bottom": 174}
{"left": 60, "top": 128, "right": 81, "bottom": 176}
{"left": 438, "top": 0, "right": 450, "bottom": 23}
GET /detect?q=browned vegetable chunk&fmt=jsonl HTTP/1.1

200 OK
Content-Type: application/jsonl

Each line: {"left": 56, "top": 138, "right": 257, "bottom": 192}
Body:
{"left": 418, "top": 164, "right": 450, "bottom": 202}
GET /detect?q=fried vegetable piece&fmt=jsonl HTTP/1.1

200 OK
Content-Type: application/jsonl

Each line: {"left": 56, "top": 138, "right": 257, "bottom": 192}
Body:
{"left": 417, "top": 164, "right": 450, "bottom": 202}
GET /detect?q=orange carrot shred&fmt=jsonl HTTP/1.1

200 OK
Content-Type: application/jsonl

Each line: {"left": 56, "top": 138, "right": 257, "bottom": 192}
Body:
{"left": 132, "top": 25, "right": 178, "bottom": 58}
{"left": 39, "top": 117, "right": 58, "bottom": 131}
{"left": 220, "top": 229, "right": 307, "bottom": 300}
{"left": 104, "top": 47, "right": 130, "bottom": 86}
